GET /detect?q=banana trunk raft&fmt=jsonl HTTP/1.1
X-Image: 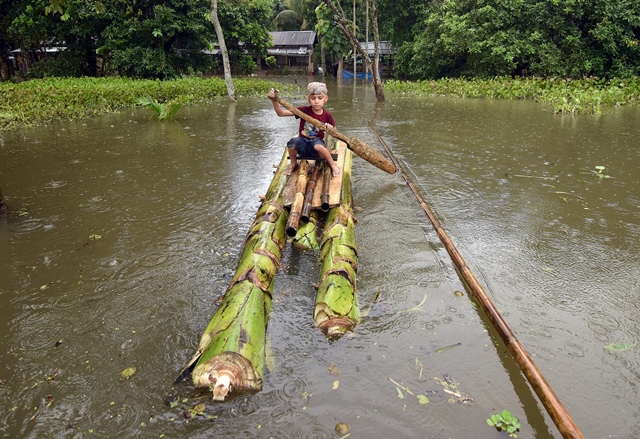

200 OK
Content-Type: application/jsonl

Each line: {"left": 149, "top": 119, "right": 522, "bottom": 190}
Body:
{"left": 186, "top": 138, "right": 359, "bottom": 401}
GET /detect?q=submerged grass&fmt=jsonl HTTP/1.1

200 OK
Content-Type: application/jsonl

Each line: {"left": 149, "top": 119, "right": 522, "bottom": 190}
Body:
{"left": 385, "top": 76, "right": 640, "bottom": 114}
{"left": 0, "top": 76, "right": 299, "bottom": 130}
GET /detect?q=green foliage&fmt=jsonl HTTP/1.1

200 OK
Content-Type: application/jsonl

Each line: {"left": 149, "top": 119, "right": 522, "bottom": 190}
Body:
{"left": 315, "top": 3, "right": 350, "bottom": 56}
{"left": 394, "top": 0, "right": 640, "bottom": 80}
{"left": 2, "top": 0, "right": 273, "bottom": 80}
{"left": 109, "top": 48, "right": 177, "bottom": 80}
{"left": 0, "top": 76, "right": 298, "bottom": 130}
{"left": 26, "top": 49, "right": 87, "bottom": 79}
{"left": 217, "top": 0, "right": 273, "bottom": 70}
{"left": 487, "top": 409, "right": 521, "bottom": 437}
{"left": 385, "top": 76, "right": 640, "bottom": 114}
{"left": 136, "top": 96, "right": 184, "bottom": 120}
{"left": 377, "top": 0, "right": 429, "bottom": 46}
{"left": 233, "top": 54, "right": 258, "bottom": 75}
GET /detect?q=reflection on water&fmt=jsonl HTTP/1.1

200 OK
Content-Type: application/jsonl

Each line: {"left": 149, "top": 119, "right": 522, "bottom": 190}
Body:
{"left": 0, "top": 80, "right": 638, "bottom": 438}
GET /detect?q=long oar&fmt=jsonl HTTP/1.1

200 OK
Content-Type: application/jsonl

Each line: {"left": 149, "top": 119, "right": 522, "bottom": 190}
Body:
{"left": 269, "top": 91, "right": 396, "bottom": 175}
{"left": 368, "top": 121, "right": 585, "bottom": 439}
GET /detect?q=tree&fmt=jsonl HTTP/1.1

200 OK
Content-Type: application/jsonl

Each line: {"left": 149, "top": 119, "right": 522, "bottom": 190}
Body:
{"left": 315, "top": 2, "right": 351, "bottom": 78}
{"left": 321, "top": 0, "right": 385, "bottom": 101}
{"left": 394, "top": 0, "right": 640, "bottom": 80}
{"left": 211, "top": 0, "right": 235, "bottom": 101}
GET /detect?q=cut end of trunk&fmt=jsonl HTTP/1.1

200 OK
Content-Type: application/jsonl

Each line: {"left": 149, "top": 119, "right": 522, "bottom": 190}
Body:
{"left": 318, "top": 316, "right": 357, "bottom": 339}
{"left": 192, "top": 351, "right": 262, "bottom": 401}
{"left": 314, "top": 303, "right": 357, "bottom": 339}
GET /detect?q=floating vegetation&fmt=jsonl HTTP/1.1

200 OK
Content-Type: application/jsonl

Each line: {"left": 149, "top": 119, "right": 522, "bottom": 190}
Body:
{"left": 603, "top": 342, "right": 636, "bottom": 352}
{"left": 0, "top": 77, "right": 298, "bottom": 130}
{"left": 120, "top": 367, "right": 136, "bottom": 379}
{"left": 136, "top": 96, "right": 184, "bottom": 120}
{"left": 589, "top": 165, "right": 612, "bottom": 179}
{"left": 487, "top": 409, "right": 521, "bottom": 437}
{"left": 386, "top": 76, "right": 640, "bottom": 114}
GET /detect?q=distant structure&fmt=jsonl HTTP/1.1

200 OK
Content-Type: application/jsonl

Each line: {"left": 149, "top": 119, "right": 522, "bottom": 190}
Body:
{"left": 262, "top": 31, "right": 317, "bottom": 75}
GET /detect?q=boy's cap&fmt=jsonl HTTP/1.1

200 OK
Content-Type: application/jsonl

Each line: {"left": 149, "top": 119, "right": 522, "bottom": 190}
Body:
{"left": 307, "top": 82, "right": 328, "bottom": 96}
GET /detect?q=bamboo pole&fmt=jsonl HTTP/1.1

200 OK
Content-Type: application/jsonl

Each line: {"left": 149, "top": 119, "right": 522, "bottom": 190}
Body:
{"left": 368, "top": 121, "right": 585, "bottom": 439}
{"left": 314, "top": 142, "right": 360, "bottom": 338}
{"left": 301, "top": 164, "right": 322, "bottom": 223}
{"left": 286, "top": 159, "right": 310, "bottom": 237}
{"left": 178, "top": 150, "right": 290, "bottom": 400}
{"left": 320, "top": 162, "right": 331, "bottom": 212}
{"left": 269, "top": 91, "right": 396, "bottom": 174}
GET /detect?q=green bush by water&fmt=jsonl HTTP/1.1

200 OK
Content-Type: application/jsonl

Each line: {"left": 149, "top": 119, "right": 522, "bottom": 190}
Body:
{"left": 385, "top": 76, "right": 640, "bottom": 114}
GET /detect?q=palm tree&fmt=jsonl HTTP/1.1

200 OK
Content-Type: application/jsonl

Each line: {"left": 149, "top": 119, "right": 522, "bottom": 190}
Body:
{"left": 272, "top": 0, "right": 312, "bottom": 31}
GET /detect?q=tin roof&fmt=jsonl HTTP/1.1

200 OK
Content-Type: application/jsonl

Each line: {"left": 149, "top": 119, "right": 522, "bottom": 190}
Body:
{"left": 270, "top": 31, "right": 316, "bottom": 47}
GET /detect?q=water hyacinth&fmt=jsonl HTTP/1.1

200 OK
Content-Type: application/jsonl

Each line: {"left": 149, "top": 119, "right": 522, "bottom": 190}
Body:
{"left": 0, "top": 77, "right": 297, "bottom": 130}
{"left": 385, "top": 76, "right": 640, "bottom": 114}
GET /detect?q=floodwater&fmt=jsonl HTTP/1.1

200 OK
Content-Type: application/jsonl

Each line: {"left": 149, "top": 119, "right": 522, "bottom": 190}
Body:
{"left": 0, "top": 78, "right": 638, "bottom": 439}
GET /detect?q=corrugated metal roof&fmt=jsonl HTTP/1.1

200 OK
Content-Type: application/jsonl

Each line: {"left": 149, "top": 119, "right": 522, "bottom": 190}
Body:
{"left": 270, "top": 31, "right": 316, "bottom": 47}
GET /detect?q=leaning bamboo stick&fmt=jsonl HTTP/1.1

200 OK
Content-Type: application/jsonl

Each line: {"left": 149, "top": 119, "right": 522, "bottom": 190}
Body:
{"left": 286, "top": 160, "right": 309, "bottom": 237}
{"left": 368, "top": 121, "right": 585, "bottom": 439}
{"left": 269, "top": 91, "right": 396, "bottom": 175}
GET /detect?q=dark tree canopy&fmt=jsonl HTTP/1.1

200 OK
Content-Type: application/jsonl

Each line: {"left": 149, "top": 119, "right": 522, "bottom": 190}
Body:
{"left": 393, "top": 0, "right": 640, "bottom": 79}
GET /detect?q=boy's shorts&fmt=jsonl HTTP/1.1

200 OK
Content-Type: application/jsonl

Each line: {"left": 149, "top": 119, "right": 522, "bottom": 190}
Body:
{"left": 287, "top": 136, "right": 325, "bottom": 157}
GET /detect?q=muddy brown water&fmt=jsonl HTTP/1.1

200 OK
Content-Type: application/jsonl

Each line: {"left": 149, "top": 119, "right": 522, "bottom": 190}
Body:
{"left": 1, "top": 79, "right": 639, "bottom": 438}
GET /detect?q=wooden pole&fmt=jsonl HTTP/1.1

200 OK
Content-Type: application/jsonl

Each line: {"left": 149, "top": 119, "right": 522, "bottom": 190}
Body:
{"left": 269, "top": 92, "right": 396, "bottom": 174}
{"left": 368, "top": 121, "right": 585, "bottom": 439}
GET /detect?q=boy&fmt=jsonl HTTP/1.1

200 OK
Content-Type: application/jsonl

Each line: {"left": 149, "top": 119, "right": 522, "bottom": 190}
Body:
{"left": 268, "top": 82, "right": 340, "bottom": 177}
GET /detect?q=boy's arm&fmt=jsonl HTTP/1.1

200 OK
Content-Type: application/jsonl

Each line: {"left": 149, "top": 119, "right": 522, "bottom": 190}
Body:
{"left": 268, "top": 89, "right": 294, "bottom": 117}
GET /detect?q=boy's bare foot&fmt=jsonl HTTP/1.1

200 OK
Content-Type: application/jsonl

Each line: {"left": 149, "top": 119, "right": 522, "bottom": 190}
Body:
{"left": 284, "top": 164, "right": 297, "bottom": 176}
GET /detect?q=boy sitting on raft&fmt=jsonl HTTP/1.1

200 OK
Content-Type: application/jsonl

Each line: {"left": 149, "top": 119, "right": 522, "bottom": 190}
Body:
{"left": 268, "top": 82, "right": 340, "bottom": 178}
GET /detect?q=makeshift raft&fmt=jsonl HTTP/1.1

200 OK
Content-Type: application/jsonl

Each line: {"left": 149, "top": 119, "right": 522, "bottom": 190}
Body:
{"left": 182, "top": 137, "right": 359, "bottom": 401}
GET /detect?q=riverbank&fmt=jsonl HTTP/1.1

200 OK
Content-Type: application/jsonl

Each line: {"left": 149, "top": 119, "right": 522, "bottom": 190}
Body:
{"left": 385, "top": 76, "right": 640, "bottom": 114}
{"left": 2, "top": 75, "right": 639, "bottom": 131}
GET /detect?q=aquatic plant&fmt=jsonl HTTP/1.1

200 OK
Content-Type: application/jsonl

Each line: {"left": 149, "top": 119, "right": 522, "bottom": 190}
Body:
{"left": 0, "top": 77, "right": 298, "bottom": 130}
{"left": 385, "top": 76, "right": 640, "bottom": 114}
{"left": 487, "top": 409, "right": 521, "bottom": 437}
{"left": 136, "top": 96, "right": 183, "bottom": 120}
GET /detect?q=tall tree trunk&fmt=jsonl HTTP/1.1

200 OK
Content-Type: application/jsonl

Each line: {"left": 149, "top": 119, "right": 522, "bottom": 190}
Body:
{"left": 320, "top": 38, "right": 326, "bottom": 76}
{"left": 369, "top": 0, "right": 384, "bottom": 101}
{"left": 365, "top": 0, "right": 369, "bottom": 78}
{"left": 211, "top": 0, "right": 236, "bottom": 102}
{"left": 321, "top": 0, "right": 385, "bottom": 101}
{"left": 352, "top": 0, "right": 356, "bottom": 76}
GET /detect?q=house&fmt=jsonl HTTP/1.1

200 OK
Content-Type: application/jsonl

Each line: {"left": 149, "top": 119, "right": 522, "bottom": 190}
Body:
{"left": 263, "top": 31, "right": 316, "bottom": 74}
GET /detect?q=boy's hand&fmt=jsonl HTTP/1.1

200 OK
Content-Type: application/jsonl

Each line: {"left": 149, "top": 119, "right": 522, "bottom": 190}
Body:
{"left": 324, "top": 123, "right": 333, "bottom": 131}
{"left": 268, "top": 88, "right": 279, "bottom": 99}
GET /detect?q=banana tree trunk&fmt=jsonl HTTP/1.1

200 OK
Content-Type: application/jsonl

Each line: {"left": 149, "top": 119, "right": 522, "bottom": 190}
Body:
{"left": 314, "top": 143, "right": 359, "bottom": 338}
{"left": 189, "top": 151, "right": 289, "bottom": 400}
{"left": 292, "top": 210, "right": 321, "bottom": 250}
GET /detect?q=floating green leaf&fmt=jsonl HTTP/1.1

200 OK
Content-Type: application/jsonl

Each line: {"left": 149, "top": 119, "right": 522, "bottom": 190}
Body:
{"left": 603, "top": 342, "right": 636, "bottom": 352}
{"left": 120, "top": 367, "right": 136, "bottom": 379}
{"left": 395, "top": 387, "right": 404, "bottom": 399}
{"left": 416, "top": 394, "right": 429, "bottom": 404}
